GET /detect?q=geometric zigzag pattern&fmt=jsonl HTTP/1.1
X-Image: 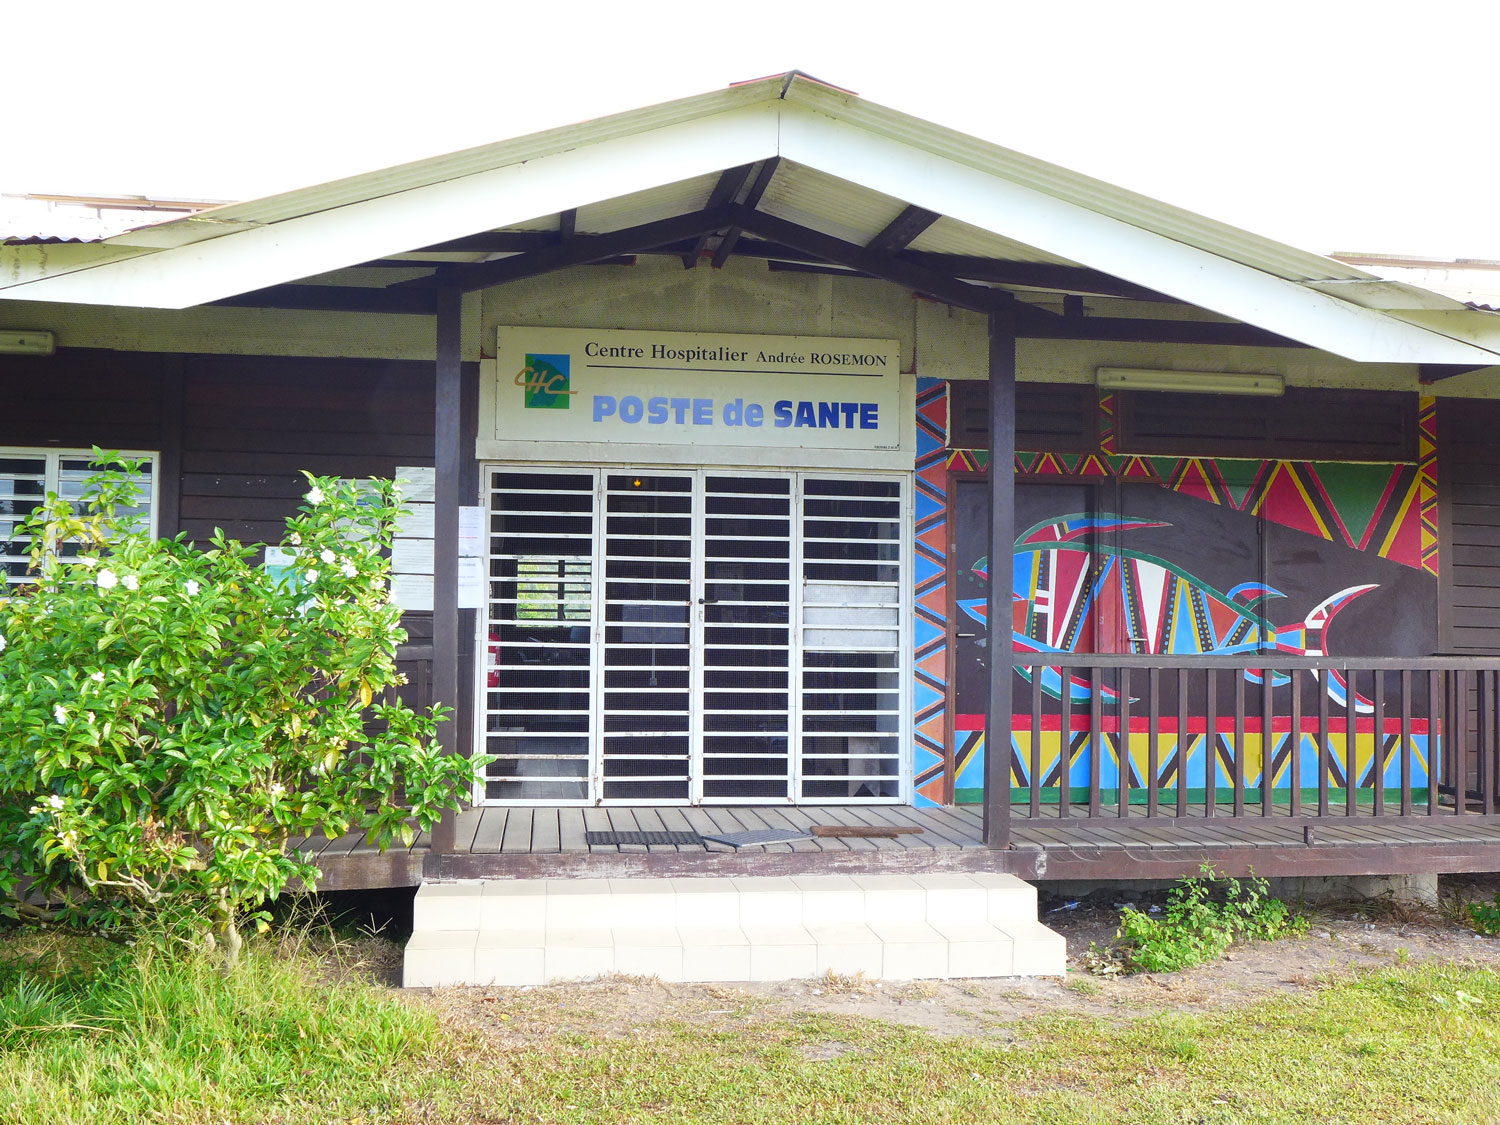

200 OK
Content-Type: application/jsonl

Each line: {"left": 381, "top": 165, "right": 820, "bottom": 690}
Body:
{"left": 956, "top": 723, "right": 1432, "bottom": 796}
{"left": 911, "top": 378, "right": 1437, "bottom": 807}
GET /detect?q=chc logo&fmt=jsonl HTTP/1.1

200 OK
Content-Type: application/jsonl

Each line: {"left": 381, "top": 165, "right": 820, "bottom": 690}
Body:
{"left": 516, "top": 353, "right": 574, "bottom": 409}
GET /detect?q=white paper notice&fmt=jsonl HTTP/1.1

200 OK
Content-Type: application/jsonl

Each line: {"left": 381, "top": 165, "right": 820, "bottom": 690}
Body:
{"left": 458, "top": 556, "right": 485, "bottom": 609}
{"left": 459, "top": 505, "right": 486, "bottom": 558}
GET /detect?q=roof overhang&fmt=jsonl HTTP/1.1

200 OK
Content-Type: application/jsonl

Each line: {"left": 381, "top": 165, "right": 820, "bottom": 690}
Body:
{"left": 4, "top": 72, "right": 1500, "bottom": 367}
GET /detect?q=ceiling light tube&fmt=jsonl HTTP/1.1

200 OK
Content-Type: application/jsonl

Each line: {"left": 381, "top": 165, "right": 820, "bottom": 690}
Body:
{"left": 1097, "top": 367, "right": 1283, "bottom": 396}
{"left": 0, "top": 330, "right": 55, "bottom": 356}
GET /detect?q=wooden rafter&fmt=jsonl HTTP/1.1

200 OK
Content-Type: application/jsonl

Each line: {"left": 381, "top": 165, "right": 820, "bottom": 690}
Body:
{"left": 726, "top": 203, "right": 1008, "bottom": 314}
{"left": 866, "top": 204, "right": 940, "bottom": 253}
{"left": 682, "top": 164, "right": 756, "bottom": 268}
{"left": 558, "top": 208, "right": 577, "bottom": 241}
{"left": 398, "top": 206, "right": 739, "bottom": 292}
{"left": 711, "top": 157, "right": 781, "bottom": 269}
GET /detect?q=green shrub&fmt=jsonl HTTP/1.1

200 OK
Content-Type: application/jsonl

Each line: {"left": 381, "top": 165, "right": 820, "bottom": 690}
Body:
{"left": 1115, "top": 866, "right": 1305, "bottom": 973}
{"left": 1466, "top": 894, "right": 1500, "bottom": 936}
{"left": 0, "top": 455, "right": 483, "bottom": 952}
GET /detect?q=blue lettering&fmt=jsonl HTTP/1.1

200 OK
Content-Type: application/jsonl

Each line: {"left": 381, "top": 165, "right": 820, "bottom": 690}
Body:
{"left": 840, "top": 402, "right": 859, "bottom": 428}
{"left": 773, "top": 400, "right": 793, "bottom": 427}
{"left": 670, "top": 397, "right": 691, "bottom": 424}
{"left": 648, "top": 397, "right": 668, "bottom": 424}
{"left": 619, "top": 396, "right": 644, "bottom": 423}
{"left": 745, "top": 403, "right": 764, "bottom": 427}
{"left": 818, "top": 401, "right": 838, "bottom": 428}
{"left": 693, "top": 398, "right": 714, "bottom": 425}
{"left": 593, "top": 395, "right": 616, "bottom": 422}
{"left": 794, "top": 401, "right": 816, "bottom": 428}
{"left": 860, "top": 403, "right": 878, "bottom": 429}
{"left": 723, "top": 398, "right": 743, "bottom": 426}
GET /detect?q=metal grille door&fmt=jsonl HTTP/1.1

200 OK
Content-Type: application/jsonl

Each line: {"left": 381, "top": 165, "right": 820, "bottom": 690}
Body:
{"left": 600, "top": 473, "right": 694, "bottom": 802}
{"left": 700, "top": 474, "right": 794, "bottom": 801}
{"left": 480, "top": 467, "right": 907, "bottom": 805}
{"left": 799, "top": 477, "right": 905, "bottom": 800}
{"left": 482, "top": 470, "right": 596, "bottom": 803}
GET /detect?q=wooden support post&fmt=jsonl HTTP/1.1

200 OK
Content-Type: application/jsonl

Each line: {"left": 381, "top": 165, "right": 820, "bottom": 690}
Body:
{"left": 984, "top": 304, "right": 1017, "bottom": 849}
{"left": 429, "top": 286, "right": 463, "bottom": 854}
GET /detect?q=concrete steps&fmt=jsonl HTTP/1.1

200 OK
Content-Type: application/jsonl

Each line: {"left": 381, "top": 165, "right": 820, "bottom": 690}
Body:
{"left": 403, "top": 873, "right": 1066, "bottom": 987}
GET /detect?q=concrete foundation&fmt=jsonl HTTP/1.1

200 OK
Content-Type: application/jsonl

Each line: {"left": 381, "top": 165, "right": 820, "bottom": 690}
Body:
{"left": 1040, "top": 871, "right": 1441, "bottom": 909}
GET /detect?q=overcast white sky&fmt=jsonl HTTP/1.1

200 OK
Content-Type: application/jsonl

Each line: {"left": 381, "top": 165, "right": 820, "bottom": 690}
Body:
{"left": 8, "top": 0, "right": 1499, "bottom": 259}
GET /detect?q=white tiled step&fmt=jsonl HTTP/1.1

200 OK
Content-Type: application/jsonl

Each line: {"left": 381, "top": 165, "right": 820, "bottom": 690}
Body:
{"left": 403, "top": 873, "right": 1065, "bottom": 987}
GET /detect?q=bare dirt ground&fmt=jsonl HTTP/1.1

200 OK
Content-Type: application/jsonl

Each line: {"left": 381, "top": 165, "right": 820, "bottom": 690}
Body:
{"left": 403, "top": 873, "right": 1500, "bottom": 1041}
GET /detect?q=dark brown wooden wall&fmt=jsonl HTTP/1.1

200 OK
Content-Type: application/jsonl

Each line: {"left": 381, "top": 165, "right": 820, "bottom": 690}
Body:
{"left": 1440, "top": 398, "right": 1500, "bottom": 654}
{"left": 179, "top": 353, "right": 435, "bottom": 545}
{"left": 0, "top": 348, "right": 174, "bottom": 452}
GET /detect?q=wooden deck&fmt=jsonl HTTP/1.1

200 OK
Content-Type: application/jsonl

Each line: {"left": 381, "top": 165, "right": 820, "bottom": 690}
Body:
{"left": 306, "top": 803, "right": 1500, "bottom": 890}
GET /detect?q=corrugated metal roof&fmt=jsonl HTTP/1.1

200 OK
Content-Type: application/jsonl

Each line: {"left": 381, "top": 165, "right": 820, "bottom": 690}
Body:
{"left": 777, "top": 77, "right": 1373, "bottom": 287}
{"left": 7, "top": 70, "right": 1499, "bottom": 364}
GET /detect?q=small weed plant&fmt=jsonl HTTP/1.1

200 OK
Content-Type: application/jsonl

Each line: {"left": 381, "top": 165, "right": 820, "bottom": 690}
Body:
{"left": 1114, "top": 866, "right": 1305, "bottom": 973}
{"left": 1466, "top": 894, "right": 1500, "bottom": 936}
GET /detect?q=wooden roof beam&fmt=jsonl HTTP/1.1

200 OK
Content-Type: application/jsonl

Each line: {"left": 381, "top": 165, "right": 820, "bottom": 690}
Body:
{"left": 727, "top": 204, "right": 1013, "bottom": 314}
{"left": 682, "top": 164, "right": 756, "bottom": 268}
{"left": 400, "top": 205, "right": 740, "bottom": 292}
{"left": 711, "top": 157, "right": 781, "bottom": 269}
{"left": 866, "top": 204, "right": 940, "bottom": 253}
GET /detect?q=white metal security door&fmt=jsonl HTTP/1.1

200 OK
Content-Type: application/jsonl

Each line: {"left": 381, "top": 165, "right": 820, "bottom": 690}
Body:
{"left": 480, "top": 467, "right": 907, "bottom": 806}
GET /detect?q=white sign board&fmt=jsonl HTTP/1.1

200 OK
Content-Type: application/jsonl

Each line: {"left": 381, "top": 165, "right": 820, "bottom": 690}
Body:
{"left": 491, "top": 327, "right": 901, "bottom": 451}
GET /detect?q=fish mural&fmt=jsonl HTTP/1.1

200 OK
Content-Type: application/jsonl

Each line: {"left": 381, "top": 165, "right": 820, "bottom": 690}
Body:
{"left": 958, "top": 515, "right": 1378, "bottom": 710}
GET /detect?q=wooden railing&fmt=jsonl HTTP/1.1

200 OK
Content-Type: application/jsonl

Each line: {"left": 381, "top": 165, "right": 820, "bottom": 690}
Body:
{"left": 1001, "top": 656, "right": 1500, "bottom": 831}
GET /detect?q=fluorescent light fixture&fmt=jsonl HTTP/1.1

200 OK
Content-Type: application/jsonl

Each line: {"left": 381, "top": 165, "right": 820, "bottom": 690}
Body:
{"left": 0, "top": 330, "right": 55, "bottom": 356}
{"left": 1097, "top": 367, "right": 1283, "bottom": 396}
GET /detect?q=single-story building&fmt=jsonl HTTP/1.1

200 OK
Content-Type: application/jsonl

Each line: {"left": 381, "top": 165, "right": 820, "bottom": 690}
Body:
{"left": 6, "top": 73, "right": 1500, "bottom": 982}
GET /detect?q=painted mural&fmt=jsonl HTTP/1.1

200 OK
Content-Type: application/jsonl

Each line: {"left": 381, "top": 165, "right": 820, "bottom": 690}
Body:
{"left": 911, "top": 379, "right": 1440, "bottom": 808}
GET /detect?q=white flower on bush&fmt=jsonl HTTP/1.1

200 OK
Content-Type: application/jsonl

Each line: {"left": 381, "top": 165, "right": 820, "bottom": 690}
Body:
{"left": 60, "top": 830, "right": 78, "bottom": 850}
{"left": 89, "top": 671, "right": 104, "bottom": 684}
{"left": 268, "top": 782, "right": 286, "bottom": 799}
{"left": 122, "top": 574, "right": 139, "bottom": 591}
{"left": 0, "top": 633, "right": 6, "bottom": 654}
{"left": 96, "top": 569, "right": 118, "bottom": 590}
{"left": 76, "top": 557, "right": 98, "bottom": 569}
{"left": 305, "top": 569, "right": 319, "bottom": 583}
{"left": 289, "top": 532, "right": 302, "bottom": 547}
{"left": 46, "top": 794, "right": 64, "bottom": 811}
{"left": 53, "top": 704, "right": 67, "bottom": 725}
{"left": 85, "top": 711, "right": 96, "bottom": 724}
{"left": 184, "top": 579, "right": 200, "bottom": 597}
{"left": 342, "top": 561, "right": 357, "bottom": 578}
{"left": 306, "top": 486, "right": 325, "bottom": 505}
{"left": 320, "top": 548, "right": 336, "bottom": 565}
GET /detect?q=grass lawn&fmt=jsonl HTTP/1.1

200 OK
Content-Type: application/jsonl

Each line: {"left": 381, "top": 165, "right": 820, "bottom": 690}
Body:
{"left": 1, "top": 927, "right": 1497, "bottom": 1124}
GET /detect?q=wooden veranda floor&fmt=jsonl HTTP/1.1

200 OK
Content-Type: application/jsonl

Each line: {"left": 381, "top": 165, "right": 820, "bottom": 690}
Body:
{"left": 305, "top": 803, "right": 1500, "bottom": 890}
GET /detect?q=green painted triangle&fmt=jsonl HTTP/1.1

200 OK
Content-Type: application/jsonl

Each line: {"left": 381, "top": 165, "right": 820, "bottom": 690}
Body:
{"left": 1309, "top": 462, "right": 1397, "bottom": 545}
{"left": 1057, "top": 454, "right": 1082, "bottom": 473}
{"left": 1106, "top": 455, "right": 1130, "bottom": 474}
{"left": 972, "top": 451, "right": 991, "bottom": 470}
{"left": 1217, "top": 460, "right": 1262, "bottom": 508}
{"left": 1150, "top": 457, "right": 1181, "bottom": 482}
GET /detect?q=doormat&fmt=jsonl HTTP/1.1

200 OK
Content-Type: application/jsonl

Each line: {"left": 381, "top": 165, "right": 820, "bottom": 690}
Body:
{"left": 699, "top": 828, "right": 812, "bottom": 849}
{"left": 585, "top": 830, "right": 704, "bottom": 846}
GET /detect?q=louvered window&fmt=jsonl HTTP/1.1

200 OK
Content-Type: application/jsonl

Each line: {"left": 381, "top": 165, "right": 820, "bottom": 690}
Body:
{"left": 1, "top": 448, "right": 158, "bottom": 589}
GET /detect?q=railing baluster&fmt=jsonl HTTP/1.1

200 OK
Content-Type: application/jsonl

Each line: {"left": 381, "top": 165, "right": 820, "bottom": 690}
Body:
{"left": 1455, "top": 669, "right": 1468, "bottom": 816}
{"left": 1290, "top": 668, "right": 1303, "bottom": 819}
{"left": 1176, "top": 667, "right": 1189, "bottom": 819}
{"left": 1148, "top": 667, "right": 1161, "bottom": 819}
{"left": 1030, "top": 663, "right": 1043, "bottom": 819}
{"left": 1262, "top": 667, "right": 1276, "bottom": 817}
{"left": 1372, "top": 669, "right": 1385, "bottom": 817}
{"left": 1090, "top": 664, "right": 1103, "bottom": 818}
{"left": 1233, "top": 673, "right": 1246, "bottom": 817}
{"left": 1318, "top": 669, "right": 1331, "bottom": 818}
{"left": 1400, "top": 669, "right": 1413, "bottom": 817}
{"left": 1206, "top": 668, "right": 1218, "bottom": 818}
{"left": 1118, "top": 667, "right": 1131, "bottom": 818}
{"left": 1484, "top": 671, "right": 1496, "bottom": 817}
{"left": 1428, "top": 669, "right": 1441, "bottom": 817}
{"left": 1346, "top": 667, "right": 1358, "bottom": 817}
{"left": 1058, "top": 664, "right": 1071, "bottom": 819}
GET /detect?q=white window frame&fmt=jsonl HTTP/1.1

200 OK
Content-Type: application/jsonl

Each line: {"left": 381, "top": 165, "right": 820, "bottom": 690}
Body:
{"left": 1, "top": 446, "right": 160, "bottom": 589}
